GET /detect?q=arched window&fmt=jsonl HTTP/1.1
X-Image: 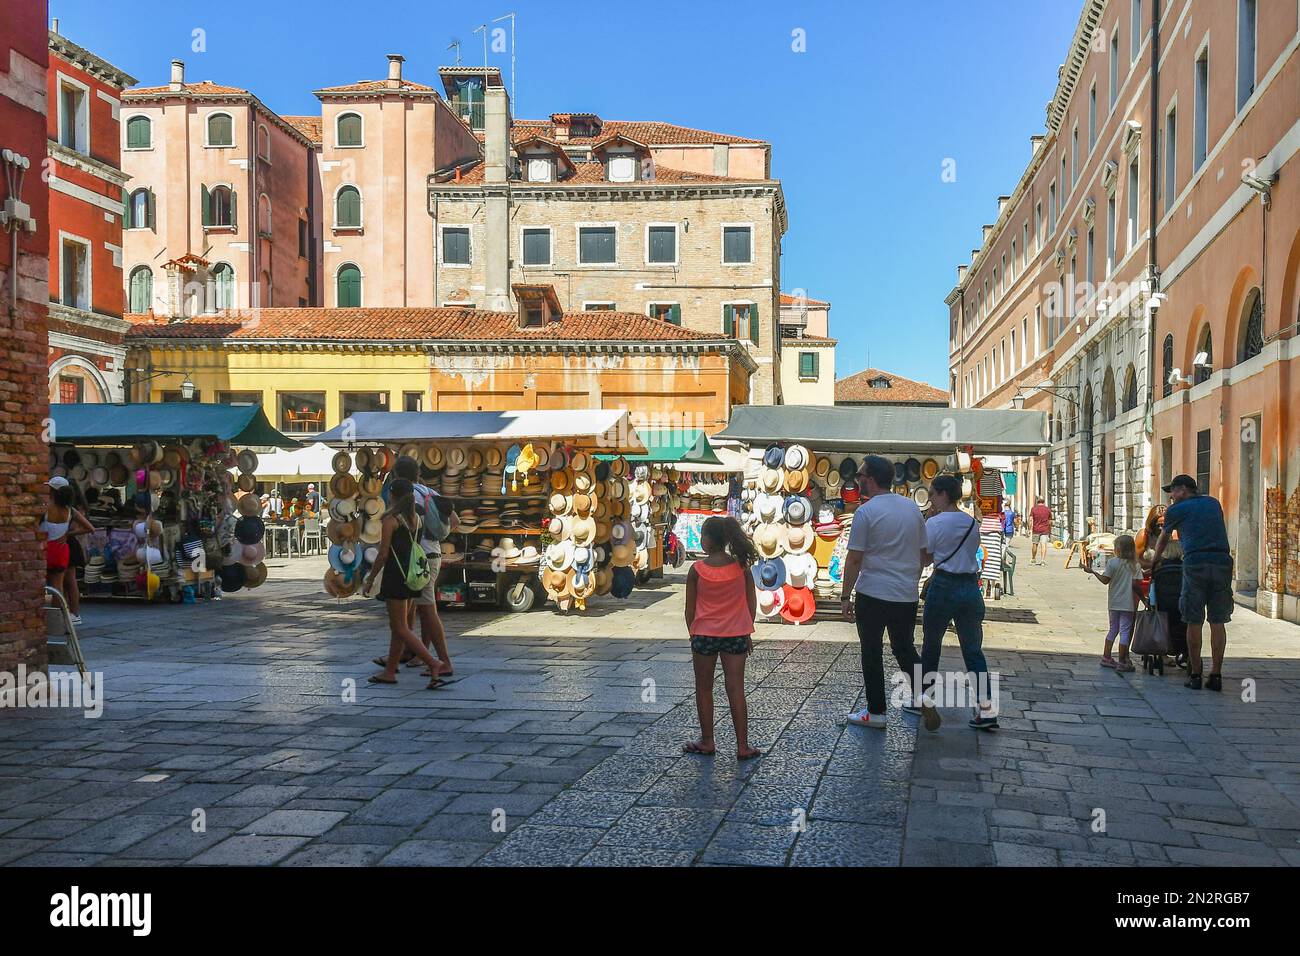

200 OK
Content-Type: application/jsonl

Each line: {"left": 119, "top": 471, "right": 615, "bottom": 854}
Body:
{"left": 1082, "top": 385, "right": 1094, "bottom": 432}
{"left": 126, "top": 188, "right": 152, "bottom": 230}
{"left": 335, "top": 186, "right": 361, "bottom": 228}
{"left": 1047, "top": 413, "right": 1055, "bottom": 443}
{"left": 337, "top": 112, "right": 363, "bottom": 147}
{"left": 337, "top": 264, "right": 361, "bottom": 307}
{"left": 1238, "top": 287, "right": 1264, "bottom": 363}
{"left": 128, "top": 265, "right": 152, "bottom": 313}
{"left": 1102, "top": 367, "right": 1116, "bottom": 422}
{"left": 125, "top": 115, "right": 151, "bottom": 149}
{"left": 207, "top": 112, "right": 233, "bottom": 147}
{"left": 203, "top": 184, "right": 236, "bottom": 228}
{"left": 1122, "top": 364, "right": 1138, "bottom": 412}
{"left": 212, "top": 263, "right": 235, "bottom": 310}
{"left": 1194, "top": 325, "right": 1214, "bottom": 384}
{"left": 1162, "top": 333, "right": 1175, "bottom": 397}
{"left": 258, "top": 193, "right": 271, "bottom": 233}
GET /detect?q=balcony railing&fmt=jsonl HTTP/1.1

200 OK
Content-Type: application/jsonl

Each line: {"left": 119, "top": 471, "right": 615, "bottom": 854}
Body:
{"left": 451, "top": 100, "right": 485, "bottom": 131}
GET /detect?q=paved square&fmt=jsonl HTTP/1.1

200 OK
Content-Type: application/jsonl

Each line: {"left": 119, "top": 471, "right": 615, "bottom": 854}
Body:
{"left": 2, "top": 539, "right": 1298, "bottom": 866}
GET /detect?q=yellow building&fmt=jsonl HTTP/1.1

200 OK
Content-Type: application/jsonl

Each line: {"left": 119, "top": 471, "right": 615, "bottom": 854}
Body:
{"left": 125, "top": 292, "right": 754, "bottom": 437}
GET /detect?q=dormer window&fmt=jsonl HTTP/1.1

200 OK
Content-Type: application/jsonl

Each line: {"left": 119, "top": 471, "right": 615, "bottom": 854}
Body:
{"left": 523, "top": 306, "right": 544, "bottom": 328}
{"left": 526, "top": 157, "right": 554, "bottom": 182}
{"left": 512, "top": 283, "right": 563, "bottom": 330}
{"left": 606, "top": 153, "right": 637, "bottom": 183}
{"left": 869, "top": 376, "right": 892, "bottom": 389}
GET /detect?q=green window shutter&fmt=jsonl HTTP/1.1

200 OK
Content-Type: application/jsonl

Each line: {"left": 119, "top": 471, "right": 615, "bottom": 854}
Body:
{"left": 748, "top": 302, "right": 760, "bottom": 344}
{"left": 723, "top": 304, "right": 734, "bottom": 337}
{"left": 147, "top": 189, "right": 156, "bottom": 230}
{"left": 668, "top": 304, "right": 681, "bottom": 326}
{"left": 201, "top": 184, "right": 210, "bottom": 226}
{"left": 811, "top": 351, "right": 820, "bottom": 378}
{"left": 122, "top": 187, "right": 132, "bottom": 229}
{"left": 230, "top": 189, "right": 237, "bottom": 229}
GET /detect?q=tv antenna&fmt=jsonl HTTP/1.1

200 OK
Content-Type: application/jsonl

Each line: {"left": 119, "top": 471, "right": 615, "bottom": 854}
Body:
{"left": 447, "top": 38, "right": 462, "bottom": 67}
{"left": 493, "top": 12, "right": 517, "bottom": 115}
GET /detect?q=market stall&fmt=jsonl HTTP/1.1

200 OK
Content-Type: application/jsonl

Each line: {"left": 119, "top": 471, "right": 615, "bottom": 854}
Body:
{"left": 316, "top": 409, "right": 646, "bottom": 613}
{"left": 714, "top": 405, "right": 1048, "bottom": 623}
{"left": 669, "top": 436, "right": 746, "bottom": 556}
{"left": 47, "top": 403, "right": 298, "bottom": 602}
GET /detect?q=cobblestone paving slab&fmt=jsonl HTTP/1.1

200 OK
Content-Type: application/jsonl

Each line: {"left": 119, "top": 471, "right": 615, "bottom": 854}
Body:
{"left": 1, "top": 548, "right": 1298, "bottom": 866}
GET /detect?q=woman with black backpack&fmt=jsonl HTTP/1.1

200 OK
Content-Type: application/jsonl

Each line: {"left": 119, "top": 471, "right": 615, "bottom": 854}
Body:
{"left": 362, "top": 478, "right": 446, "bottom": 689}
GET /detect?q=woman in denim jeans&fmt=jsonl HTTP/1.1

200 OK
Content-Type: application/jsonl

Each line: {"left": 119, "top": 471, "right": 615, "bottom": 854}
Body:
{"left": 920, "top": 475, "right": 999, "bottom": 731}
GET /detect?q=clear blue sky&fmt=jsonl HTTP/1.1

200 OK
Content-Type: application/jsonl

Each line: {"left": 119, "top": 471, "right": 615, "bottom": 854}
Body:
{"left": 52, "top": 0, "right": 1081, "bottom": 388}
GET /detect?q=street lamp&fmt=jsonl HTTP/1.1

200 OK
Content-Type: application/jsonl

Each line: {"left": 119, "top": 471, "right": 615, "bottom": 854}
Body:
{"left": 127, "top": 367, "right": 197, "bottom": 402}
{"left": 1012, "top": 384, "right": 1080, "bottom": 409}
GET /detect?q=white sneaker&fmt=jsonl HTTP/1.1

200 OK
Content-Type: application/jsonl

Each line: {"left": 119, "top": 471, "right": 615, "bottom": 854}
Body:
{"left": 846, "top": 708, "right": 887, "bottom": 729}
{"left": 68, "top": 614, "right": 83, "bottom": 626}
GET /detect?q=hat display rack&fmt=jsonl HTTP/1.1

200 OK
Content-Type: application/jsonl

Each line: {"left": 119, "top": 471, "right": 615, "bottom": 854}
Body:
{"left": 544, "top": 449, "right": 631, "bottom": 612}
{"left": 55, "top": 437, "right": 269, "bottom": 603}
{"left": 624, "top": 461, "right": 679, "bottom": 585}
{"left": 322, "top": 446, "right": 386, "bottom": 600}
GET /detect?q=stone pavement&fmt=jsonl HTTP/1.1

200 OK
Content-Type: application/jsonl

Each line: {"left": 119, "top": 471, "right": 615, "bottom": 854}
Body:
{"left": 0, "top": 537, "right": 1297, "bottom": 866}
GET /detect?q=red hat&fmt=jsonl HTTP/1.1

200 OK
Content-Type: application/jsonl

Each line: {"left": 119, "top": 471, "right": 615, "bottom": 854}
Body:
{"left": 780, "top": 585, "right": 817, "bottom": 625}
{"left": 842, "top": 486, "right": 861, "bottom": 504}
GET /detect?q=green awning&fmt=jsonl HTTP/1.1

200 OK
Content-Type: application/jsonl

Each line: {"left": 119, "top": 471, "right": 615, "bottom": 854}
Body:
{"left": 598, "top": 429, "right": 722, "bottom": 465}
{"left": 50, "top": 403, "right": 299, "bottom": 448}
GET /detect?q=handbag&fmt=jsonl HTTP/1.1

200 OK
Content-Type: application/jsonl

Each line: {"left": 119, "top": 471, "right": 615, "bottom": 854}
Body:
{"left": 921, "top": 515, "right": 978, "bottom": 600}
{"left": 1130, "top": 606, "right": 1170, "bottom": 657}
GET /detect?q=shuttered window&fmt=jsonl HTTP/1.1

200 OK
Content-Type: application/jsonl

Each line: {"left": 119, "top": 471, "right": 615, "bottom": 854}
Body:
{"left": 336, "top": 186, "right": 361, "bottom": 228}
{"left": 647, "top": 225, "right": 676, "bottom": 264}
{"left": 337, "top": 113, "right": 362, "bottom": 147}
{"left": 724, "top": 303, "right": 760, "bottom": 343}
{"left": 442, "top": 227, "right": 471, "bottom": 265}
{"left": 126, "top": 115, "right": 151, "bottom": 149}
{"left": 722, "top": 225, "right": 752, "bottom": 263}
{"left": 522, "top": 228, "right": 550, "bottom": 266}
{"left": 207, "top": 112, "right": 233, "bottom": 146}
{"left": 337, "top": 265, "right": 362, "bottom": 307}
{"left": 128, "top": 266, "right": 152, "bottom": 313}
{"left": 578, "top": 226, "right": 616, "bottom": 264}
{"left": 799, "top": 352, "right": 819, "bottom": 379}
{"left": 650, "top": 303, "right": 681, "bottom": 325}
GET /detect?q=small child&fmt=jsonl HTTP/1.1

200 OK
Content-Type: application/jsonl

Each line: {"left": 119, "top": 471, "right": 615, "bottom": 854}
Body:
{"left": 1085, "top": 533, "right": 1143, "bottom": 672}
{"left": 683, "top": 515, "right": 761, "bottom": 760}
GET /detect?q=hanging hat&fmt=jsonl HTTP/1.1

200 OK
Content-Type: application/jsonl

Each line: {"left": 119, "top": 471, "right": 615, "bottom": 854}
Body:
{"left": 784, "top": 469, "right": 809, "bottom": 494}
{"left": 494, "top": 537, "right": 523, "bottom": 559}
{"left": 328, "top": 542, "right": 363, "bottom": 574}
{"left": 921, "top": 457, "right": 940, "bottom": 481}
{"left": 814, "top": 456, "right": 831, "bottom": 479}
{"left": 234, "top": 472, "right": 255, "bottom": 494}
{"left": 330, "top": 496, "right": 358, "bottom": 522}
{"left": 838, "top": 457, "right": 858, "bottom": 482}
{"left": 446, "top": 446, "right": 467, "bottom": 468}
{"left": 542, "top": 567, "right": 571, "bottom": 598}
{"left": 787, "top": 552, "right": 819, "bottom": 589}
{"left": 758, "top": 467, "right": 783, "bottom": 493}
{"left": 785, "top": 523, "right": 814, "bottom": 555}
{"left": 422, "top": 445, "right": 445, "bottom": 470}
{"left": 234, "top": 515, "right": 265, "bottom": 545}
{"left": 332, "top": 450, "right": 354, "bottom": 474}
{"left": 330, "top": 472, "right": 359, "bottom": 499}
{"left": 780, "top": 585, "right": 817, "bottom": 624}
{"left": 611, "top": 542, "right": 634, "bottom": 567}
{"left": 353, "top": 447, "right": 375, "bottom": 472}
{"left": 359, "top": 475, "right": 384, "bottom": 497}
{"left": 243, "top": 562, "right": 268, "bottom": 589}
{"left": 754, "top": 556, "right": 787, "bottom": 591}
{"left": 610, "top": 565, "right": 635, "bottom": 598}
{"left": 326, "top": 520, "right": 352, "bottom": 545}
{"left": 892, "top": 461, "right": 906, "bottom": 484}
{"left": 546, "top": 539, "right": 576, "bottom": 571}
{"left": 783, "top": 496, "right": 811, "bottom": 525}
{"left": 913, "top": 486, "right": 931, "bottom": 509}
{"left": 842, "top": 486, "right": 861, "bottom": 504}
{"left": 236, "top": 449, "right": 259, "bottom": 474}
{"left": 323, "top": 568, "right": 354, "bottom": 598}
{"left": 783, "top": 445, "right": 809, "bottom": 471}
{"left": 90, "top": 466, "right": 110, "bottom": 487}
{"left": 825, "top": 469, "right": 843, "bottom": 491}
{"left": 574, "top": 472, "right": 594, "bottom": 493}
{"left": 360, "top": 515, "right": 384, "bottom": 544}
{"left": 219, "top": 563, "right": 247, "bottom": 593}
{"left": 569, "top": 450, "right": 589, "bottom": 473}
{"left": 755, "top": 492, "right": 782, "bottom": 523}
{"left": 608, "top": 457, "right": 627, "bottom": 479}
{"left": 572, "top": 492, "right": 595, "bottom": 516}
{"left": 571, "top": 515, "right": 597, "bottom": 546}
{"left": 905, "top": 458, "right": 922, "bottom": 483}
{"left": 610, "top": 520, "right": 632, "bottom": 544}
{"left": 754, "top": 523, "right": 782, "bottom": 559}
{"left": 757, "top": 586, "right": 786, "bottom": 619}
{"left": 763, "top": 445, "right": 784, "bottom": 469}
{"left": 547, "top": 447, "right": 568, "bottom": 472}
{"left": 239, "top": 540, "right": 267, "bottom": 566}
{"left": 361, "top": 496, "right": 383, "bottom": 517}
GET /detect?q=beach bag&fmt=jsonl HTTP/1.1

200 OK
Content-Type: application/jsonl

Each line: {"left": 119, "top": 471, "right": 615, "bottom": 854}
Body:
{"left": 1130, "top": 606, "right": 1170, "bottom": 657}
{"left": 390, "top": 520, "right": 431, "bottom": 591}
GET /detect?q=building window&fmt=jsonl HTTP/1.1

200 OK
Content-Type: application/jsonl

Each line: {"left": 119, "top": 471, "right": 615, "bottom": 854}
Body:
{"left": 1035, "top": 202, "right": 1043, "bottom": 249}
{"left": 341, "top": 391, "right": 388, "bottom": 419}
{"left": 521, "top": 227, "right": 551, "bottom": 266}
{"left": 647, "top": 224, "right": 677, "bottom": 265}
{"left": 1122, "top": 364, "right": 1138, "bottom": 412}
{"left": 337, "top": 112, "right": 363, "bottom": 147}
{"left": 525, "top": 157, "right": 554, "bottom": 182}
{"left": 217, "top": 391, "right": 262, "bottom": 405}
{"left": 124, "top": 187, "right": 154, "bottom": 230}
{"left": 56, "top": 375, "right": 83, "bottom": 405}
{"left": 1194, "top": 324, "right": 1214, "bottom": 384}
{"left": 128, "top": 265, "right": 152, "bottom": 313}
{"left": 212, "top": 263, "right": 235, "bottom": 310}
{"left": 1163, "top": 107, "right": 1177, "bottom": 212}
{"left": 1022, "top": 222, "right": 1029, "bottom": 268}
{"left": 58, "top": 77, "right": 89, "bottom": 154}
{"left": 1195, "top": 429, "right": 1211, "bottom": 493}
{"left": 1193, "top": 49, "right": 1209, "bottom": 171}
{"left": 584, "top": 302, "right": 615, "bottom": 311}
{"left": 337, "top": 264, "right": 361, "bottom": 307}
{"left": 60, "top": 236, "right": 90, "bottom": 310}
{"left": 1105, "top": 195, "right": 1116, "bottom": 274}
{"left": 1048, "top": 182, "right": 1057, "bottom": 234}
{"left": 335, "top": 185, "right": 361, "bottom": 229}
{"left": 403, "top": 392, "right": 424, "bottom": 412}
{"left": 724, "top": 303, "right": 759, "bottom": 344}
{"left": 1160, "top": 436, "right": 1173, "bottom": 488}
{"left": 1086, "top": 225, "right": 1095, "bottom": 287}
{"left": 206, "top": 112, "right": 234, "bottom": 147}
{"left": 1238, "top": 287, "right": 1264, "bottom": 363}
{"left": 722, "top": 225, "right": 753, "bottom": 264}
{"left": 578, "top": 226, "right": 616, "bottom": 264}
{"left": 126, "top": 114, "right": 151, "bottom": 149}
{"left": 1131, "top": 0, "right": 1142, "bottom": 63}
{"left": 298, "top": 219, "right": 308, "bottom": 258}
{"left": 605, "top": 153, "right": 637, "bottom": 183}
{"left": 257, "top": 125, "right": 270, "bottom": 162}
{"left": 1237, "top": 0, "right": 1257, "bottom": 110}
{"left": 1127, "top": 154, "right": 1140, "bottom": 247}
{"left": 258, "top": 193, "right": 272, "bottom": 234}
{"left": 281, "top": 392, "right": 326, "bottom": 433}
{"left": 202, "top": 184, "right": 236, "bottom": 228}
{"left": 1102, "top": 367, "right": 1116, "bottom": 422}
{"left": 1088, "top": 85, "right": 1097, "bottom": 150}
{"left": 441, "top": 226, "right": 471, "bottom": 265}
{"left": 1162, "top": 333, "right": 1174, "bottom": 397}
{"left": 1109, "top": 31, "right": 1120, "bottom": 110}
{"left": 798, "top": 351, "right": 819, "bottom": 380}
{"left": 648, "top": 303, "right": 681, "bottom": 325}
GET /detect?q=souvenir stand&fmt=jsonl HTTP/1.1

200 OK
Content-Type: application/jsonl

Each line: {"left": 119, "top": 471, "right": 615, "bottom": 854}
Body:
{"left": 47, "top": 403, "right": 298, "bottom": 602}
{"left": 316, "top": 410, "right": 646, "bottom": 613}
{"left": 600, "top": 429, "right": 723, "bottom": 580}
{"left": 714, "top": 405, "right": 1048, "bottom": 624}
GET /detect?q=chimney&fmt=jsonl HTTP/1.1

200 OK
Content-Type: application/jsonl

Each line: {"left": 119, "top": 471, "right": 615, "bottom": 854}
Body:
{"left": 169, "top": 59, "right": 185, "bottom": 91}
{"left": 51, "top": 17, "right": 59, "bottom": 34}
{"left": 712, "top": 143, "right": 730, "bottom": 176}
{"left": 483, "top": 86, "right": 510, "bottom": 184}
{"left": 483, "top": 85, "right": 512, "bottom": 311}
{"left": 1031, "top": 134, "right": 1045, "bottom": 156}
{"left": 386, "top": 54, "right": 404, "bottom": 89}
{"left": 997, "top": 195, "right": 1010, "bottom": 216}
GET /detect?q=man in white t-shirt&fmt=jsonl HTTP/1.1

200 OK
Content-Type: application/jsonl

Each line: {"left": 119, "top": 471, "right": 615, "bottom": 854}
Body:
{"left": 840, "top": 455, "right": 928, "bottom": 730}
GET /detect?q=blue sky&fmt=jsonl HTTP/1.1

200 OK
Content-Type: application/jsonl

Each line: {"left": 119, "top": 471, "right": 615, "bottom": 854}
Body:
{"left": 52, "top": 0, "right": 1081, "bottom": 387}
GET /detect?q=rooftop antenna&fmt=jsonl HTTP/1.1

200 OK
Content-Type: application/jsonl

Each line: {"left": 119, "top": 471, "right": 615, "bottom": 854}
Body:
{"left": 472, "top": 23, "right": 488, "bottom": 78}
{"left": 446, "top": 38, "right": 462, "bottom": 67}
{"left": 492, "top": 12, "right": 516, "bottom": 116}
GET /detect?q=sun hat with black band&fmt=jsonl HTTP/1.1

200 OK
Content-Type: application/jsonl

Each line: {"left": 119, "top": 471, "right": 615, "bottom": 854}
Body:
{"left": 1162, "top": 474, "right": 1199, "bottom": 493}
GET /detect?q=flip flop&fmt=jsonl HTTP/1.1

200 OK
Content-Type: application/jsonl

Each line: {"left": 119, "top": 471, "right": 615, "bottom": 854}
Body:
{"left": 425, "top": 677, "right": 445, "bottom": 690}
{"left": 372, "top": 655, "right": 416, "bottom": 668}
{"left": 682, "top": 742, "right": 716, "bottom": 755}
{"left": 367, "top": 674, "right": 397, "bottom": 685}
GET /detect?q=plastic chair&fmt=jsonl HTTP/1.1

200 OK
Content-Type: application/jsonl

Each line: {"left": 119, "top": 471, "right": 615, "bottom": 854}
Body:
{"left": 1002, "top": 547, "right": 1017, "bottom": 596}
{"left": 301, "top": 517, "right": 323, "bottom": 555}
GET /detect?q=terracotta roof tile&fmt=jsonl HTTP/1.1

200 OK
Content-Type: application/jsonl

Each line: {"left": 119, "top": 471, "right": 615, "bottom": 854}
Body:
{"left": 441, "top": 160, "right": 759, "bottom": 187}
{"left": 124, "top": 307, "right": 725, "bottom": 344}
{"left": 780, "top": 292, "right": 830, "bottom": 307}
{"left": 281, "top": 115, "right": 322, "bottom": 144}
{"left": 835, "top": 368, "right": 949, "bottom": 405}
{"left": 314, "top": 79, "right": 436, "bottom": 95}
{"left": 125, "top": 80, "right": 249, "bottom": 97}
{"left": 506, "top": 119, "right": 763, "bottom": 146}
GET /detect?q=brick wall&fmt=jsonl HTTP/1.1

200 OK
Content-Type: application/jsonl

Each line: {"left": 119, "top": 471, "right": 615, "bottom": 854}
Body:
{"left": 1, "top": 0, "right": 52, "bottom": 674}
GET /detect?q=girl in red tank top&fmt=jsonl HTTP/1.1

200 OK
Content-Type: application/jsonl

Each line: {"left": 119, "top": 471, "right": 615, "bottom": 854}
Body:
{"left": 683, "top": 516, "right": 761, "bottom": 760}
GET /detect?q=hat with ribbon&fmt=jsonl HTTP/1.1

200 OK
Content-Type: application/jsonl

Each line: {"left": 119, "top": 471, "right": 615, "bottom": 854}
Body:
{"left": 783, "top": 495, "right": 811, "bottom": 525}
{"left": 756, "top": 585, "right": 786, "bottom": 619}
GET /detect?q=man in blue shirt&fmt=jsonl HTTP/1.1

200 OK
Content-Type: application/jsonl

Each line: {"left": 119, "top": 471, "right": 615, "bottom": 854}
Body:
{"left": 1151, "top": 475, "right": 1232, "bottom": 692}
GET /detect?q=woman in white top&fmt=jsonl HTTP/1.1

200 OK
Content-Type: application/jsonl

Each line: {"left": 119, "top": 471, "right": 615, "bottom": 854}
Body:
{"left": 919, "top": 474, "right": 998, "bottom": 732}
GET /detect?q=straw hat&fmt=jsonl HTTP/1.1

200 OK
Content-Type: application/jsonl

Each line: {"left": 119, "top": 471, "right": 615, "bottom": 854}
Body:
{"left": 783, "top": 496, "right": 811, "bottom": 525}
{"left": 785, "top": 523, "right": 814, "bottom": 555}
{"left": 362, "top": 496, "right": 384, "bottom": 517}
{"left": 360, "top": 515, "right": 384, "bottom": 544}
{"left": 236, "top": 449, "right": 259, "bottom": 474}
{"left": 572, "top": 493, "right": 595, "bottom": 517}
{"left": 446, "top": 446, "right": 467, "bottom": 468}
{"left": 786, "top": 552, "right": 817, "bottom": 589}
{"left": 813, "top": 455, "right": 831, "bottom": 479}
{"left": 757, "top": 586, "right": 786, "bottom": 619}
{"left": 90, "top": 465, "right": 110, "bottom": 487}
{"left": 913, "top": 486, "right": 931, "bottom": 509}
{"left": 234, "top": 472, "right": 254, "bottom": 494}
{"left": 422, "top": 445, "right": 445, "bottom": 469}
{"left": 569, "top": 450, "right": 589, "bottom": 473}
{"left": 548, "top": 469, "right": 570, "bottom": 493}
{"left": 826, "top": 469, "right": 843, "bottom": 491}
{"left": 330, "top": 472, "right": 358, "bottom": 499}
{"left": 542, "top": 567, "right": 571, "bottom": 598}
{"left": 330, "top": 450, "right": 352, "bottom": 474}
{"left": 754, "top": 523, "right": 782, "bottom": 559}
{"left": 784, "top": 468, "right": 810, "bottom": 494}
{"left": 780, "top": 585, "right": 817, "bottom": 624}
{"left": 573, "top": 472, "right": 593, "bottom": 493}
{"left": 546, "top": 539, "right": 576, "bottom": 571}
{"left": 754, "top": 556, "right": 787, "bottom": 590}
{"left": 323, "top": 568, "right": 356, "bottom": 598}
{"left": 783, "top": 445, "right": 809, "bottom": 471}
{"left": 243, "top": 562, "right": 268, "bottom": 589}
{"left": 326, "top": 520, "right": 352, "bottom": 545}
{"left": 359, "top": 474, "right": 384, "bottom": 497}
{"left": 755, "top": 492, "right": 782, "bottom": 523}
{"left": 611, "top": 542, "right": 634, "bottom": 566}
{"left": 758, "top": 466, "right": 783, "bottom": 493}
{"left": 547, "top": 447, "right": 568, "bottom": 472}
{"left": 571, "top": 515, "right": 597, "bottom": 546}
{"left": 921, "top": 457, "right": 940, "bottom": 481}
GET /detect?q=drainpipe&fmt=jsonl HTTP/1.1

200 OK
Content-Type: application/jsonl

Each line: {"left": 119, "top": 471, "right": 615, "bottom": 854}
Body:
{"left": 1144, "top": 0, "right": 1161, "bottom": 510}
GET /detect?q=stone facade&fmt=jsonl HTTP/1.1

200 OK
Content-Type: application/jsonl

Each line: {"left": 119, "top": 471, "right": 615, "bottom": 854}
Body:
{"left": 0, "top": 0, "right": 52, "bottom": 673}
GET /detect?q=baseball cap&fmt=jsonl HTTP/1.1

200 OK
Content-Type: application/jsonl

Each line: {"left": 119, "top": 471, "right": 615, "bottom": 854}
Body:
{"left": 1161, "top": 474, "right": 1198, "bottom": 493}
{"left": 47, "top": 476, "right": 70, "bottom": 489}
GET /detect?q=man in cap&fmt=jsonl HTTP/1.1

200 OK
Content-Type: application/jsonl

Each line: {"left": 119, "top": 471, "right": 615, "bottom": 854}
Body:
{"left": 304, "top": 483, "right": 320, "bottom": 512}
{"left": 1150, "top": 475, "right": 1232, "bottom": 692}
{"left": 840, "top": 455, "right": 932, "bottom": 730}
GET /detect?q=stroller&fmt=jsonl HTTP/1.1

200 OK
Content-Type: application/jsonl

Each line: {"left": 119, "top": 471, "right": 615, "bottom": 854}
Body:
{"left": 1145, "top": 560, "right": 1189, "bottom": 674}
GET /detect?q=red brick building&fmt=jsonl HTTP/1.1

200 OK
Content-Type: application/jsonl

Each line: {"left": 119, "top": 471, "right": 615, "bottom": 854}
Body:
{"left": 46, "top": 25, "right": 134, "bottom": 403}
{"left": 0, "top": 0, "right": 52, "bottom": 672}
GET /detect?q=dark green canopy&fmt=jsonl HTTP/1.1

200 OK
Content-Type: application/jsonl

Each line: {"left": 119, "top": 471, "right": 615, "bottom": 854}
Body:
{"left": 50, "top": 403, "right": 299, "bottom": 448}
{"left": 597, "top": 428, "right": 722, "bottom": 465}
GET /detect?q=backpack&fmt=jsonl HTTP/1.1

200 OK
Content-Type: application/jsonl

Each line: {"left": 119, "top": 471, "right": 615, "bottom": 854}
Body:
{"left": 390, "top": 517, "right": 431, "bottom": 591}
{"left": 419, "top": 486, "right": 451, "bottom": 543}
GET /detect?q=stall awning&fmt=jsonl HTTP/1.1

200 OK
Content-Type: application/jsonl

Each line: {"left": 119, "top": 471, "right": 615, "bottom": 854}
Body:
{"left": 597, "top": 428, "right": 722, "bottom": 466}
{"left": 317, "top": 409, "right": 646, "bottom": 454}
{"left": 242, "top": 442, "right": 341, "bottom": 481}
{"left": 715, "top": 405, "right": 1048, "bottom": 456}
{"left": 50, "top": 403, "right": 299, "bottom": 448}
